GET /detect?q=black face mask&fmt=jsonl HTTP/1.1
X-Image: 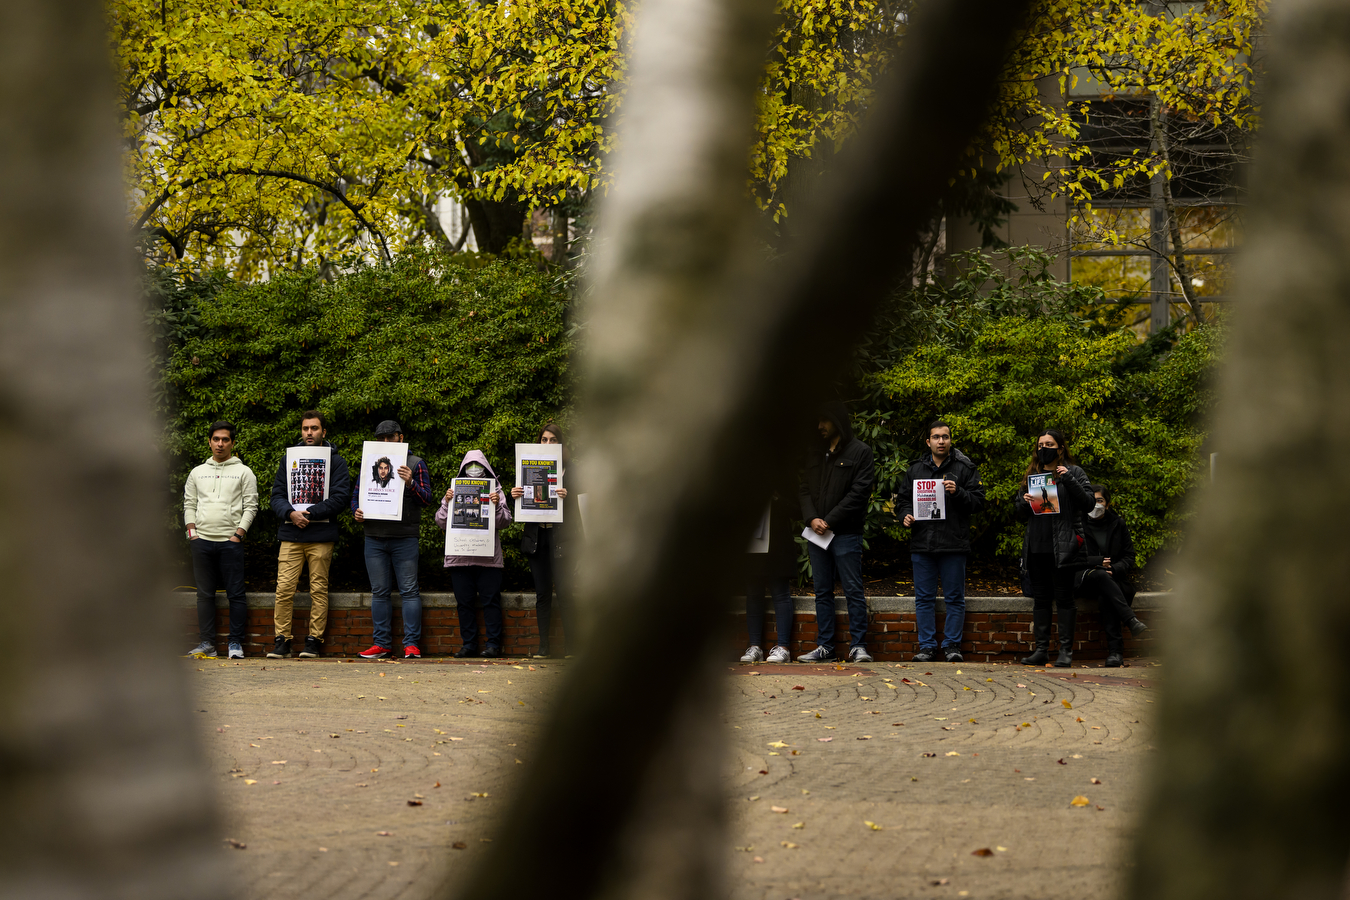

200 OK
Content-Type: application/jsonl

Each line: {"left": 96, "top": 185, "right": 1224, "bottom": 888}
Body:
{"left": 1037, "top": 447, "right": 1059, "bottom": 466}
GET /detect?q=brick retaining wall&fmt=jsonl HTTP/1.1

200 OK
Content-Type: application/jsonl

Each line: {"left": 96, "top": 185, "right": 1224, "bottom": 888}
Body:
{"left": 180, "top": 592, "right": 1168, "bottom": 662}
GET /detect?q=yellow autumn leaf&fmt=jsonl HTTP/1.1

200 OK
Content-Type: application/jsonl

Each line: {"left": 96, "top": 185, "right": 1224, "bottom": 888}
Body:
{"left": 1071, "top": 796, "right": 1091, "bottom": 807}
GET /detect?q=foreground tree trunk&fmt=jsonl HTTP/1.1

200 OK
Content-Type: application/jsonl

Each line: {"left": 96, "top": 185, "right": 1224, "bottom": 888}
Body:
{"left": 0, "top": 2, "right": 226, "bottom": 897}
{"left": 1129, "top": 4, "right": 1350, "bottom": 899}
{"left": 451, "top": 0, "right": 1033, "bottom": 897}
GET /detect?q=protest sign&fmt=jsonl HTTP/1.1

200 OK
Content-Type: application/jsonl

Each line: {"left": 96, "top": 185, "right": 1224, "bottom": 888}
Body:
{"left": 748, "top": 502, "right": 771, "bottom": 553}
{"left": 286, "top": 446, "right": 331, "bottom": 516}
{"left": 514, "top": 443, "right": 564, "bottom": 523}
{"left": 1028, "top": 473, "right": 1061, "bottom": 515}
{"left": 912, "top": 478, "right": 947, "bottom": 521}
{"left": 358, "top": 441, "right": 408, "bottom": 521}
{"left": 445, "top": 477, "right": 496, "bottom": 557}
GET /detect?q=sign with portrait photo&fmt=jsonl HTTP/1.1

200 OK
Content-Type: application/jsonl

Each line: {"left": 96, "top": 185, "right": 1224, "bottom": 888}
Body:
{"left": 358, "top": 441, "right": 409, "bottom": 521}
{"left": 912, "top": 478, "right": 947, "bottom": 521}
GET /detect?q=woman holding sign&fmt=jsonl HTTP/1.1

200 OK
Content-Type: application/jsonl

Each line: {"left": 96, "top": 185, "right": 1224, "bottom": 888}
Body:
{"left": 434, "top": 449, "right": 512, "bottom": 658}
{"left": 1013, "top": 429, "right": 1095, "bottom": 668}
{"left": 510, "top": 423, "right": 574, "bottom": 658}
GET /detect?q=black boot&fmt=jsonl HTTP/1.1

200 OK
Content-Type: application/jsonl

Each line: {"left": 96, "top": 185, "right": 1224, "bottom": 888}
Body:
{"left": 1105, "top": 650, "right": 1123, "bottom": 667}
{"left": 1054, "top": 607, "right": 1077, "bottom": 668}
{"left": 1021, "top": 609, "right": 1052, "bottom": 665}
{"left": 1127, "top": 617, "right": 1148, "bottom": 636}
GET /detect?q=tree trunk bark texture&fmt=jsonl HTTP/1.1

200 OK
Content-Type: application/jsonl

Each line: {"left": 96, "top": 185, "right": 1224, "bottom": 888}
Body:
{"left": 1129, "top": 4, "right": 1350, "bottom": 899}
{"left": 449, "top": 0, "right": 1033, "bottom": 897}
{"left": 0, "top": 2, "right": 227, "bottom": 898}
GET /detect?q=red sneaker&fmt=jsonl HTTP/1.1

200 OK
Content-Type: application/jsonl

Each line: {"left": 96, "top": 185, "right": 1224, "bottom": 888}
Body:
{"left": 404, "top": 645, "right": 421, "bottom": 659}
{"left": 359, "top": 645, "right": 391, "bottom": 659}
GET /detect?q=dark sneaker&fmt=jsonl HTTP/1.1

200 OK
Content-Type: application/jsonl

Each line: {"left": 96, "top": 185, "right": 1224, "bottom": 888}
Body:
{"left": 1105, "top": 651, "right": 1124, "bottom": 668}
{"left": 533, "top": 643, "right": 551, "bottom": 659}
{"left": 479, "top": 646, "right": 501, "bottom": 659}
{"left": 298, "top": 636, "right": 322, "bottom": 658}
{"left": 912, "top": 649, "right": 936, "bottom": 663}
{"left": 1127, "top": 618, "right": 1148, "bottom": 637}
{"left": 266, "top": 637, "right": 291, "bottom": 659}
{"left": 454, "top": 646, "right": 478, "bottom": 659}
{"left": 943, "top": 647, "right": 964, "bottom": 663}
{"left": 847, "top": 646, "right": 874, "bottom": 664}
{"left": 404, "top": 645, "right": 421, "bottom": 659}
{"left": 359, "top": 645, "right": 392, "bottom": 659}
{"left": 796, "top": 646, "right": 834, "bottom": 663}
{"left": 188, "top": 641, "right": 217, "bottom": 658}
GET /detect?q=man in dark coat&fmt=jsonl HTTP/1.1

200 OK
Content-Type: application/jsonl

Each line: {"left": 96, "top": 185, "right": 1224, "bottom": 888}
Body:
{"left": 898, "top": 420, "right": 985, "bottom": 663}
{"left": 797, "top": 402, "right": 876, "bottom": 663}
{"left": 266, "top": 410, "right": 352, "bottom": 659}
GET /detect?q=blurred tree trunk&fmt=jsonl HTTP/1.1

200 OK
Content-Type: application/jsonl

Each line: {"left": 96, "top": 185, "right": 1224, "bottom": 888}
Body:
{"left": 0, "top": 2, "right": 227, "bottom": 897}
{"left": 451, "top": 0, "right": 1032, "bottom": 898}
{"left": 1129, "top": 3, "right": 1350, "bottom": 899}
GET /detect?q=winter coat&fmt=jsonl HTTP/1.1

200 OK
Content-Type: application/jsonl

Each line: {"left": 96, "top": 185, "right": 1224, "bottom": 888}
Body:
{"left": 269, "top": 440, "right": 353, "bottom": 544}
{"left": 747, "top": 489, "right": 800, "bottom": 581}
{"left": 184, "top": 455, "right": 259, "bottom": 541}
{"left": 357, "top": 453, "right": 433, "bottom": 540}
{"left": 798, "top": 402, "right": 875, "bottom": 535}
{"left": 1013, "top": 463, "right": 1094, "bottom": 568}
{"left": 897, "top": 449, "right": 985, "bottom": 554}
{"left": 434, "top": 449, "right": 513, "bottom": 568}
{"left": 521, "top": 464, "right": 582, "bottom": 559}
{"left": 1079, "top": 509, "right": 1138, "bottom": 602}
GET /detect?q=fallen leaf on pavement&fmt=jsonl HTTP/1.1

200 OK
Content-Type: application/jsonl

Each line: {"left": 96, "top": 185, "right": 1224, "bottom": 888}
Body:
{"left": 972, "top": 848, "right": 994, "bottom": 857}
{"left": 1090, "top": 778, "right": 1102, "bottom": 785}
{"left": 452, "top": 842, "right": 467, "bottom": 850}
{"left": 997, "top": 846, "right": 1008, "bottom": 851}
{"left": 931, "top": 879, "right": 949, "bottom": 886}
{"left": 1070, "top": 796, "right": 1090, "bottom": 807}
{"left": 864, "top": 821, "right": 882, "bottom": 831}
{"left": 791, "top": 685, "right": 805, "bottom": 691}
{"left": 818, "top": 738, "right": 832, "bottom": 743}
{"left": 922, "top": 752, "right": 936, "bottom": 758}
{"left": 1057, "top": 758, "right": 1066, "bottom": 765}
{"left": 771, "top": 806, "right": 789, "bottom": 814}
{"left": 223, "top": 839, "right": 246, "bottom": 849}
{"left": 243, "top": 779, "right": 257, "bottom": 785}
{"left": 792, "top": 822, "right": 804, "bottom": 829}
{"left": 753, "top": 856, "right": 764, "bottom": 863}
{"left": 434, "top": 782, "right": 441, "bottom": 788}
{"left": 1062, "top": 700, "right": 1072, "bottom": 709}
{"left": 271, "top": 761, "right": 287, "bottom": 765}
{"left": 780, "top": 841, "right": 799, "bottom": 849}
{"left": 376, "top": 831, "right": 392, "bottom": 836}
{"left": 407, "top": 800, "right": 423, "bottom": 807}
{"left": 1076, "top": 717, "right": 1084, "bottom": 723}
{"left": 768, "top": 741, "right": 789, "bottom": 749}
{"left": 945, "top": 751, "right": 961, "bottom": 757}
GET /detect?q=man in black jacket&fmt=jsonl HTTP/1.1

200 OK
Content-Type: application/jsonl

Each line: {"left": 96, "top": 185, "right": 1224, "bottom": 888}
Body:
{"left": 898, "top": 421, "right": 985, "bottom": 663}
{"left": 797, "top": 402, "right": 876, "bottom": 663}
{"left": 266, "top": 411, "right": 353, "bottom": 659}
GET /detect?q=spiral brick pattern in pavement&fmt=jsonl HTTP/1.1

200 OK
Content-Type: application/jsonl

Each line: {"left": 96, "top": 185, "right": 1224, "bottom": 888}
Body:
{"left": 189, "top": 656, "right": 1156, "bottom": 899}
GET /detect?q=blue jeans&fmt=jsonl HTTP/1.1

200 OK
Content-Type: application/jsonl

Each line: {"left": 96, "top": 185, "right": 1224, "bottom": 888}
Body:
{"left": 746, "top": 575, "right": 793, "bottom": 649}
{"left": 451, "top": 566, "right": 505, "bottom": 651}
{"left": 807, "top": 532, "right": 867, "bottom": 654}
{"left": 192, "top": 538, "right": 247, "bottom": 645}
{"left": 365, "top": 535, "right": 422, "bottom": 650}
{"left": 911, "top": 552, "right": 966, "bottom": 651}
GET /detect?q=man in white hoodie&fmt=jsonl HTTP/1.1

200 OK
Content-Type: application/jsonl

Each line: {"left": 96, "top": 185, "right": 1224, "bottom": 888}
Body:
{"left": 184, "top": 420, "right": 259, "bottom": 658}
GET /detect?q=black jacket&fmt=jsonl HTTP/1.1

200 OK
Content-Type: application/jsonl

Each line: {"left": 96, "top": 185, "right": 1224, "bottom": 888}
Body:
{"left": 1080, "top": 509, "right": 1137, "bottom": 601}
{"left": 270, "top": 440, "right": 353, "bottom": 544}
{"left": 897, "top": 449, "right": 985, "bottom": 554}
{"left": 522, "top": 465, "right": 581, "bottom": 558}
{"left": 799, "top": 403, "right": 875, "bottom": 535}
{"left": 1013, "top": 463, "right": 1094, "bottom": 568}
{"left": 747, "top": 490, "right": 800, "bottom": 581}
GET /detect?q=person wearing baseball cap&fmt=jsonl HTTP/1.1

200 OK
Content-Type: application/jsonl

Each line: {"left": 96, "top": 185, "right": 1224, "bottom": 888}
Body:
{"left": 354, "top": 420, "right": 434, "bottom": 659}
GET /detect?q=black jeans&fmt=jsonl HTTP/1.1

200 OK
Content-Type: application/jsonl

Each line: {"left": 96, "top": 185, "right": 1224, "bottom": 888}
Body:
{"left": 1080, "top": 568, "right": 1134, "bottom": 652}
{"left": 451, "top": 566, "right": 505, "bottom": 651}
{"left": 746, "top": 575, "right": 793, "bottom": 649}
{"left": 1026, "top": 552, "right": 1076, "bottom": 614}
{"left": 529, "top": 527, "right": 571, "bottom": 648}
{"left": 192, "top": 538, "right": 247, "bottom": 645}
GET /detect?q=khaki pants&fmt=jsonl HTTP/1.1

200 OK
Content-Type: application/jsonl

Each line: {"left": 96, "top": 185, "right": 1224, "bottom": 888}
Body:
{"left": 275, "top": 541, "right": 334, "bottom": 640}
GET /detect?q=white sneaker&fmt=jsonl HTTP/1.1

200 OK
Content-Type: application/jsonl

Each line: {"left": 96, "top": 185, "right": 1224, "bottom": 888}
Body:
{"left": 766, "top": 646, "right": 791, "bottom": 664}
{"left": 739, "top": 645, "right": 764, "bottom": 663}
{"left": 228, "top": 643, "right": 244, "bottom": 659}
{"left": 187, "top": 641, "right": 216, "bottom": 658}
{"left": 848, "top": 646, "right": 874, "bottom": 664}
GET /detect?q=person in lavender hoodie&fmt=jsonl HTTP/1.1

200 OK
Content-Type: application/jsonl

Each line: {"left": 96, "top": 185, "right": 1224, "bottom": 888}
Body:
{"left": 435, "top": 449, "right": 513, "bottom": 658}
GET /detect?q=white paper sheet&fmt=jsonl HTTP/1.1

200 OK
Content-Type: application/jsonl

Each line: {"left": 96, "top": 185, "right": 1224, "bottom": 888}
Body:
{"left": 801, "top": 525, "right": 834, "bottom": 549}
{"left": 748, "top": 502, "right": 771, "bottom": 553}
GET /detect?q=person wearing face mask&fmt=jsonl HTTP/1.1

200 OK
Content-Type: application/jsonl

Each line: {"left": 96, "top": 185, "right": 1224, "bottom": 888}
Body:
{"left": 1013, "top": 429, "right": 1095, "bottom": 667}
{"left": 435, "top": 449, "right": 513, "bottom": 658}
{"left": 510, "top": 422, "right": 575, "bottom": 659}
{"left": 1078, "top": 484, "right": 1146, "bottom": 667}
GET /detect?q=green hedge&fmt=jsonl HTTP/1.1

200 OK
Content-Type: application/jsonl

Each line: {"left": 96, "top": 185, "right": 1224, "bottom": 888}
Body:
{"left": 153, "top": 251, "right": 572, "bottom": 583}
{"left": 853, "top": 247, "right": 1222, "bottom": 566}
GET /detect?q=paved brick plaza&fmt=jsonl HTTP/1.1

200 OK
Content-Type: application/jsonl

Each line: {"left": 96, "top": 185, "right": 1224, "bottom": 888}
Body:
{"left": 194, "top": 656, "right": 1157, "bottom": 899}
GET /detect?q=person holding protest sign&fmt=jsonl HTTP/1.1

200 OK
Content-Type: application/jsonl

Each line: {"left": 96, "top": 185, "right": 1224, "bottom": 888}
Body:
{"left": 898, "top": 420, "right": 985, "bottom": 664}
{"left": 435, "top": 450, "right": 513, "bottom": 658}
{"left": 353, "top": 420, "right": 433, "bottom": 660}
{"left": 1014, "top": 429, "right": 1095, "bottom": 667}
{"left": 510, "top": 423, "right": 575, "bottom": 658}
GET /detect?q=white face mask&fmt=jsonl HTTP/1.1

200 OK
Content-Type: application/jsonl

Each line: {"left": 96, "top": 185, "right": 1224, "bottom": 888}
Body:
{"left": 1088, "top": 502, "right": 1106, "bottom": 520}
{"left": 465, "top": 463, "right": 486, "bottom": 478}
